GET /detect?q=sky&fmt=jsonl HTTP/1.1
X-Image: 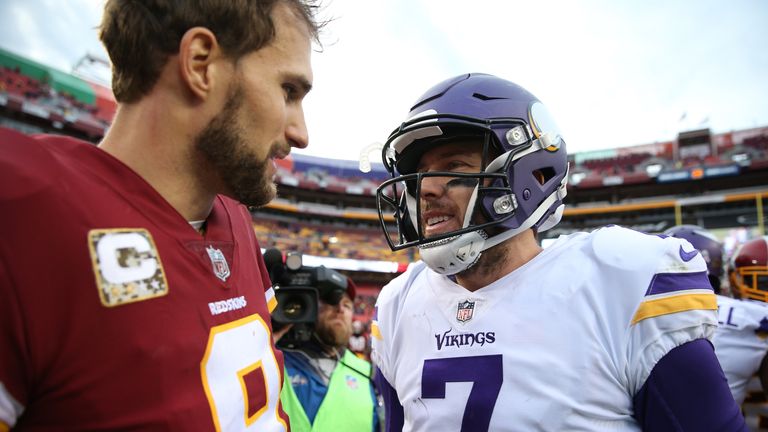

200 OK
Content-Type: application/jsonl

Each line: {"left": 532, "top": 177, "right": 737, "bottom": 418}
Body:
{"left": 1, "top": 0, "right": 767, "bottom": 163}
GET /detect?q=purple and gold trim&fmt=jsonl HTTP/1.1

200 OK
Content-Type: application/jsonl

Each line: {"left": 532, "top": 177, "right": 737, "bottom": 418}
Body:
{"left": 632, "top": 290, "right": 717, "bottom": 324}
{"left": 646, "top": 271, "right": 711, "bottom": 296}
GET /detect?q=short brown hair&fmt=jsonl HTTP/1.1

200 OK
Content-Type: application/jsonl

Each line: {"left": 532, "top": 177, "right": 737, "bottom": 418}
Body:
{"left": 99, "top": 0, "right": 322, "bottom": 103}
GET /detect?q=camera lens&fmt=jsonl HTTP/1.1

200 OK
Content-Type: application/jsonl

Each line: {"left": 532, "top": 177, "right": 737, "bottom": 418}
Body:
{"left": 273, "top": 286, "right": 318, "bottom": 326}
{"left": 282, "top": 295, "right": 307, "bottom": 319}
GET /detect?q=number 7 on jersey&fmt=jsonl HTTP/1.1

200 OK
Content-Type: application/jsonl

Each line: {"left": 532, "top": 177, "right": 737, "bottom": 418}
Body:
{"left": 421, "top": 354, "right": 503, "bottom": 432}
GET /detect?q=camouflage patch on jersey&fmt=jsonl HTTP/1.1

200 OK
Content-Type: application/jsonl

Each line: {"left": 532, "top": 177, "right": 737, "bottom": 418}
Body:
{"left": 88, "top": 228, "right": 169, "bottom": 307}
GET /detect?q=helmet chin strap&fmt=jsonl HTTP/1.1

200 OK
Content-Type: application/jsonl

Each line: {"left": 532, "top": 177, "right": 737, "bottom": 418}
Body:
{"left": 419, "top": 230, "right": 487, "bottom": 275}
{"left": 481, "top": 182, "right": 566, "bottom": 251}
{"left": 418, "top": 179, "right": 567, "bottom": 276}
{"left": 482, "top": 164, "right": 569, "bottom": 251}
{"left": 409, "top": 185, "right": 483, "bottom": 275}
{"left": 405, "top": 151, "right": 568, "bottom": 276}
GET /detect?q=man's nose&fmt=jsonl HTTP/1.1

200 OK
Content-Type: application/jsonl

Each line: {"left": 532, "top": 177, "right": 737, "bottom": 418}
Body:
{"left": 419, "top": 175, "right": 449, "bottom": 199}
{"left": 286, "top": 108, "right": 308, "bottom": 149}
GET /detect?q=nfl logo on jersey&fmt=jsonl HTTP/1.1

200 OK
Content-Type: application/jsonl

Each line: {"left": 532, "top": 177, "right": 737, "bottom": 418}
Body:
{"left": 206, "top": 246, "right": 230, "bottom": 282}
{"left": 456, "top": 300, "right": 475, "bottom": 323}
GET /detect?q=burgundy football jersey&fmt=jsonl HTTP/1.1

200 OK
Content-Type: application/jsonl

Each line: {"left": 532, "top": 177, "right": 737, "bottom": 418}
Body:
{"left": 0, "top": 128, "right": 289, "bottom": 431}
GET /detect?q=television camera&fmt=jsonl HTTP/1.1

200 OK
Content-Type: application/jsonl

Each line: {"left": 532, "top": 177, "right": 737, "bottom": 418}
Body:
{"left": 263, "top": 248, "right": 349, "bottom": 347}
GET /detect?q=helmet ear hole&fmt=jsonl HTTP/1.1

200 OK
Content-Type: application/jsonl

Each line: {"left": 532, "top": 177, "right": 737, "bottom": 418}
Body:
{"left": 533, "top": 167, "right": 556, "bottom": 185}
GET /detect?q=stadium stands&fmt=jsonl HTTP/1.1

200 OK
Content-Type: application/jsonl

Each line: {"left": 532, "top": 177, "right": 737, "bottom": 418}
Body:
{"left": 2, "top": 47, "right": 767, "bottom": 292}
{"left": 0, "top": 48, "right": 114, "bottom": 140}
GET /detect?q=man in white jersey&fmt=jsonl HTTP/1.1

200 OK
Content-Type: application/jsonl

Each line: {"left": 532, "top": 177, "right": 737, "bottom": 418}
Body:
{"left": 721, "top": 236, "right": 768, "bottom": 405}
{"left": 724, "top": 237, "right": 768, "bottom": 432}
{"left": 370, "top": 73, "right": 746, "bottom": 431}
{"left": 665, "top": 228, "right": 768, "bottom": 409}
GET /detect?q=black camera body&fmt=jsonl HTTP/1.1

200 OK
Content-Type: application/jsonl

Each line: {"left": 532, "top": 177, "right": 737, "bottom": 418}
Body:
{"left": 264, "top": 248, "right": 348, "bottom": 348}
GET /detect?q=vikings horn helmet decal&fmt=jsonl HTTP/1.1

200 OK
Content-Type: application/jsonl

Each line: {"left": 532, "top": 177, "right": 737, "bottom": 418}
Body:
{"left": 663, "top": 225, "right": 724, "bottom": 293}
{"left": 375, "top": 73, "right": 569, "bottom": 275}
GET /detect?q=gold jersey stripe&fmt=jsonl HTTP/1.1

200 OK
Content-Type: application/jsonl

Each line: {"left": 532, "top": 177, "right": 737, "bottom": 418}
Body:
{"left": 267, "top": 296, "right": 278, "bottom": 314}
{"left": 632, "top": 293, "right": 717, "bottom": 324}
{"left": 0, "top": 421, "right": 9, "bottom": 432}
{"left": 371, "top": 322, "right": 382, "bottom": 340}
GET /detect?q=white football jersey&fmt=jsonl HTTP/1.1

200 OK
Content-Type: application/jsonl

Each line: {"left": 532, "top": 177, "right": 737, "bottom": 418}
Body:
{"left": 712, "top": 295, "right": 768, "bottom": 405}
{"left": 371, "top": 226, "right": 718, "bottom": 431}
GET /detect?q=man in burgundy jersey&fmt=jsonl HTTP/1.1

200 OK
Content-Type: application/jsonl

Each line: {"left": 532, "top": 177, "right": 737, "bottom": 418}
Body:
{"left": 0, "top": 1, "right": 321, "bottom": 430}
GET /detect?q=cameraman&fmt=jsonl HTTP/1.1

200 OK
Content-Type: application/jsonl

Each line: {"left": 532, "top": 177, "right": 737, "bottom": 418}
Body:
{"left": 278, "top": 277, "right": 380, "bottom": 431}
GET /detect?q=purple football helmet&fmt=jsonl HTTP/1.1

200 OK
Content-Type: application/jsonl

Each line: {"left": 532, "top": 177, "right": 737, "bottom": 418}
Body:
{"left": 663, "top": 225, "right": 724, "bottom": 293}
{"left": 376, "top": 73, "right": 569, "bottom": 275}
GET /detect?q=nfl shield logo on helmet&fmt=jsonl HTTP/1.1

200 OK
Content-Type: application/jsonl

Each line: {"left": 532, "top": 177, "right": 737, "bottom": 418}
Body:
{"left": 456, "top": 300, "right": 475, "bottom": 323}
{"left": 206, "top": 246, "right": 230, "bottom": 282}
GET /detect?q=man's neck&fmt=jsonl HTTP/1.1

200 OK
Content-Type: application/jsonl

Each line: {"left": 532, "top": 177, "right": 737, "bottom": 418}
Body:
{"left": 98, "top": 102, "right": 218, "bottom": 222}
{"left": 456, "top": 229, "right": 542, "bottom": 291}
{"left": 305, "top": 335, "right": 344, "bottom": 359}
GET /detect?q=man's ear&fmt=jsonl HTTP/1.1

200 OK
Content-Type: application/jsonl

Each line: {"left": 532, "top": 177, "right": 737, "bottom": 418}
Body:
{"left": 178, "top": 27, "right": 227, "bottom": 100}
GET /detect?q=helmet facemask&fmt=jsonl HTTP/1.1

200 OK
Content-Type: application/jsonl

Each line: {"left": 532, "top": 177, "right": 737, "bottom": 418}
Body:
{"left": 730, "top": 266, "right": 768, "bottom": 302}
{"left": 376, "top": 114, "right": 563, "bottom": 275}
{"left": 374, "top": 74, "right": 569, "bottom": 276}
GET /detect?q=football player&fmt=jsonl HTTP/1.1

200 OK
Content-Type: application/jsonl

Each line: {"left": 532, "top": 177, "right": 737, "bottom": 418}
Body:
{"left": 371, "top": 73, "right": 746, "bottom": 431}
{"left": 0, "top": 1, "right": 319, "bottom": 430}
{"left": 664, "top": 225, "right": 725, "bottom": 294}
{"left": 720, "top": 237, "right": 768, "bottom": 426}
{"left": 665, "top": 228, "right": 768, "bottom": 407}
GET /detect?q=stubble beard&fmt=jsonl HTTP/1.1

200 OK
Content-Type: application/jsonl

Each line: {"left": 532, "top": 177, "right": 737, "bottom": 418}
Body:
{"left": 457, "top": 241, "right": 508, "bottom": 280}
{"left": 194, "top": 85, "right": 277, "bottom": 208}
{"left": 316, "top": 319, "right": 352, "bottom": 349}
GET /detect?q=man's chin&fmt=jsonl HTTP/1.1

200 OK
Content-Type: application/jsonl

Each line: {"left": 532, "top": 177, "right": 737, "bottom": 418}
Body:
{"left": 330, "top": 329, "right": 351, "bottom": 346}
{"left": 229, "top": 182, "right": 276, "bottom": 207}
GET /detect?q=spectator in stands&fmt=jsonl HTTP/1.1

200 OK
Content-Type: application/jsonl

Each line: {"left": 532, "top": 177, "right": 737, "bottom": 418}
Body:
{"left": 279, "top": 277, "right": 380, "bottom": 431}
{"left": 370, "top": 73, "right": 745, "bottom": 431}
{"left": 0, "top": 0, "right": 321, "bottom": 430}
{"left": 348, "top": 319, "right": 370, "bottom": 360}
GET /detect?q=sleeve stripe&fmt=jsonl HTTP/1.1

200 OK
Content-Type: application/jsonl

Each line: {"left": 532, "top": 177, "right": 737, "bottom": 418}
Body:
{"left": 371, "top": 321, "right": 382, "bottom": 340}
{"left": 265, "top": 287, "right": 277, "bottom": 313}
{"left": 0, "top": 382, "right": 22, "bottom": 430}
{"left": 646, "top": 271, "right": 711, "bottom": 296}
{"left": 632, "top": 292, "right": 717, "bottom": 324}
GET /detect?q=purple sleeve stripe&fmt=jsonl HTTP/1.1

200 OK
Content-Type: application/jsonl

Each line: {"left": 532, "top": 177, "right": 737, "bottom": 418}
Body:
{"left": 645, "top": 271, "right": 711, "bottom": 296}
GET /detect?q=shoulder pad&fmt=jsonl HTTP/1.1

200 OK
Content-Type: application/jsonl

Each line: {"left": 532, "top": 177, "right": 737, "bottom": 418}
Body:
{"left": 590, "top": 226, "right": 667, "bottom": 271}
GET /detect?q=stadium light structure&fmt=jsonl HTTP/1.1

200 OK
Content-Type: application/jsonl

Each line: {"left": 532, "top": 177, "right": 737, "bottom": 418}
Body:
{"left": 72, "top": 53, "right": 112, "bottom": 86}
